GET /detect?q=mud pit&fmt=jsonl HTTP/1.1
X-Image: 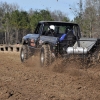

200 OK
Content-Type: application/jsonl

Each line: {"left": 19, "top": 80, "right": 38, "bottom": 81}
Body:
{"left": 0, "top": 52, "right": 100, "bottom": 100}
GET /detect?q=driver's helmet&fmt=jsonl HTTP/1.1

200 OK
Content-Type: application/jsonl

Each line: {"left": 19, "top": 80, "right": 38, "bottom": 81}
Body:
{"left": 49, "top": 25, "right": 55, "bottom": 30}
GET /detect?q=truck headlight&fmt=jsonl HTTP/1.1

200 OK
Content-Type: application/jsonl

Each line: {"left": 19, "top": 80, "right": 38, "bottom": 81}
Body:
{"left": 30, "top": 39, "right": 35, "bottom": 47}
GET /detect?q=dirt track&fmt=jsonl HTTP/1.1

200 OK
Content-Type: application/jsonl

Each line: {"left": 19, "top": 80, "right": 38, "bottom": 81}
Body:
{"left": 0, "top": 52, "right": 100, "bottom": 100}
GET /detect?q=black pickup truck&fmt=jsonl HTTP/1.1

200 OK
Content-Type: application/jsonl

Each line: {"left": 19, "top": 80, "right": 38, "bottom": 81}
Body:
{"left": 20, "top": 21, "right": 81, "bottom": 66}
{"left": 20, "top": 21, "right": 100, "bottom": 67}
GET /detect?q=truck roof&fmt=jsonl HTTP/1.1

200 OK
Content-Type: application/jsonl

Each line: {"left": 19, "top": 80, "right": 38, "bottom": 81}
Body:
{"left": 39, "top": 21, "right": 78, "bottom": 25}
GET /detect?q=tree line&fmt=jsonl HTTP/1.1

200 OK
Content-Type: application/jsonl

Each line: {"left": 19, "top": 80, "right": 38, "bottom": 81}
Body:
{"left": 74, "top": 0, "right": 100, "bottom": 38}
{"left": 0, "top": 0, "right": 100, "bottom": 44}
{"left": 0, "top": 2, "right": 69, "bottom": 44}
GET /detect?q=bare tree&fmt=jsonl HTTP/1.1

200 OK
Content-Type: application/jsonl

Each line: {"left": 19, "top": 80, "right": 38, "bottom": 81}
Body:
{"left": 72, "top": 0, "right": 100, "bottom": 37}
{"left": 83, "top": 0, "right": 99, "bottom": 37}
{"left": 50, "top": 10, "right": 69, "bottom": 21}
{"left": 0, "top": 2, "right": 19, "bottom": 44}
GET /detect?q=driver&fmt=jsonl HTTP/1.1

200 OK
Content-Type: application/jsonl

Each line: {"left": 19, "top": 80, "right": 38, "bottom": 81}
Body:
{"left": 47, "top": 25, "right": 55, "bottom": 36}
{"left": 49, "top": 25, "right": 55, "bottom": 30}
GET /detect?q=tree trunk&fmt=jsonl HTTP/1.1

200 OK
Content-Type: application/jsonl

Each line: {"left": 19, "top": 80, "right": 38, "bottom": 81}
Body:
{"left": 16, "top": 29, "right": 19, "bottom": 44}
{"left": 5, "top": 31, "right": 7, "bottom": 44}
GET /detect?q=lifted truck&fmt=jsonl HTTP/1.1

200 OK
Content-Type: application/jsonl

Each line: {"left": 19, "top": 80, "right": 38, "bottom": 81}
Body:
{"left": 20, "top": 21, "right": 100, "bottom": 67}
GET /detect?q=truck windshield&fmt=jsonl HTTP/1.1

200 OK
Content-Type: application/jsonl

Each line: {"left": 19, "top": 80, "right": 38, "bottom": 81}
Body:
{"left": 42, "top": 23, "right": 80, "bottom": 38}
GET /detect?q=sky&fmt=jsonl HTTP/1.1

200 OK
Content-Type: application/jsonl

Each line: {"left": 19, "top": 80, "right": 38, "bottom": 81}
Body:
{"left": 2, "top": 0, "right": 83, "bottom": 20}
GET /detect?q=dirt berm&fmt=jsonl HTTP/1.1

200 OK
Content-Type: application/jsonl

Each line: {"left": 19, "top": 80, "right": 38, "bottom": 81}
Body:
{"left": 0, "top": 52, "right": 100, "bottom": 100}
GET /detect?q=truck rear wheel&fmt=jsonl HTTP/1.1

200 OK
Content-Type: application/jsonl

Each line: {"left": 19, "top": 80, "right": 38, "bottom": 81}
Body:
{"left": 40, "top": 45, "right": 51, "bottom": 67}
{"left": 96, "top": 49, "right": 100, "bottom": 63}
{"left": 91, "top": 46, "right": 100, "bottom": 65}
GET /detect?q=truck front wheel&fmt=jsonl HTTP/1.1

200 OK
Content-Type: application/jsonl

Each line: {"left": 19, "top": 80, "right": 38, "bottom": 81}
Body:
{"left": 20, "top": 45, "right": 31, "bottom": 62}
{"left": 40, "top": 45, "right": 51, "bottom": 67}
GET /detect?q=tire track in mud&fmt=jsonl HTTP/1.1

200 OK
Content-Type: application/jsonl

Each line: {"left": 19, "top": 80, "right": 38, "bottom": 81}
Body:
{"left": 0, "top": 52, "right": 100, "bottom": 100}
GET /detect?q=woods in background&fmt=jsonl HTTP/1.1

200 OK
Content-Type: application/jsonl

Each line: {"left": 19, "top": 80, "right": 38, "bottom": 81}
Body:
{"left": 74, "top": 0, "right": 100, "bottom": 38}
{"left": 0, "top": 0, "right": 100, "bottom": 44}
{"left": 0, "top": 2, "right": 69, "bottom": 44}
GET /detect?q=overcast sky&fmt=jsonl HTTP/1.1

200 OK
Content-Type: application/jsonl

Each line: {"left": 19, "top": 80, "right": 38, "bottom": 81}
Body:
{"left": 2, "top": 0, "right": 84, "bottom": 20}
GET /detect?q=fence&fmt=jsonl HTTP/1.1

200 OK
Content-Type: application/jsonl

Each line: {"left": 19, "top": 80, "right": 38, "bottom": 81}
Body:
{"left": 0, "top": 44, "right": 21, "bottom": 52}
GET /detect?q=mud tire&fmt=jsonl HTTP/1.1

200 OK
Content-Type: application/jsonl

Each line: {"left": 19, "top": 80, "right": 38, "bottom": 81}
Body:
{"left": 94, "top": 46, "right": 100, "bottom": 63}
{"left": 90, "top": 45, "right": 100, "bottom": 66}
{"left": 40, "top": 45, "right": 51, "bottom": 67}
{"left": 20, "top": 45, "right": 31, "bottom": 62}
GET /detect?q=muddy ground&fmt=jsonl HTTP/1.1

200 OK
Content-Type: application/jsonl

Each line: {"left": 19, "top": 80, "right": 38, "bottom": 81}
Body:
{"left": 0, "top": 51, "right": 100, "bottom": 100}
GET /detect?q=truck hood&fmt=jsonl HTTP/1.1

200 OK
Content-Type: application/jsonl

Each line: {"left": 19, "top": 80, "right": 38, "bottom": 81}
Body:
{"left": 23, "top": 34, "right": 39, "bottom": 40}
{"left": 40, "top": 36, "right": 58, "bottom": 44}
